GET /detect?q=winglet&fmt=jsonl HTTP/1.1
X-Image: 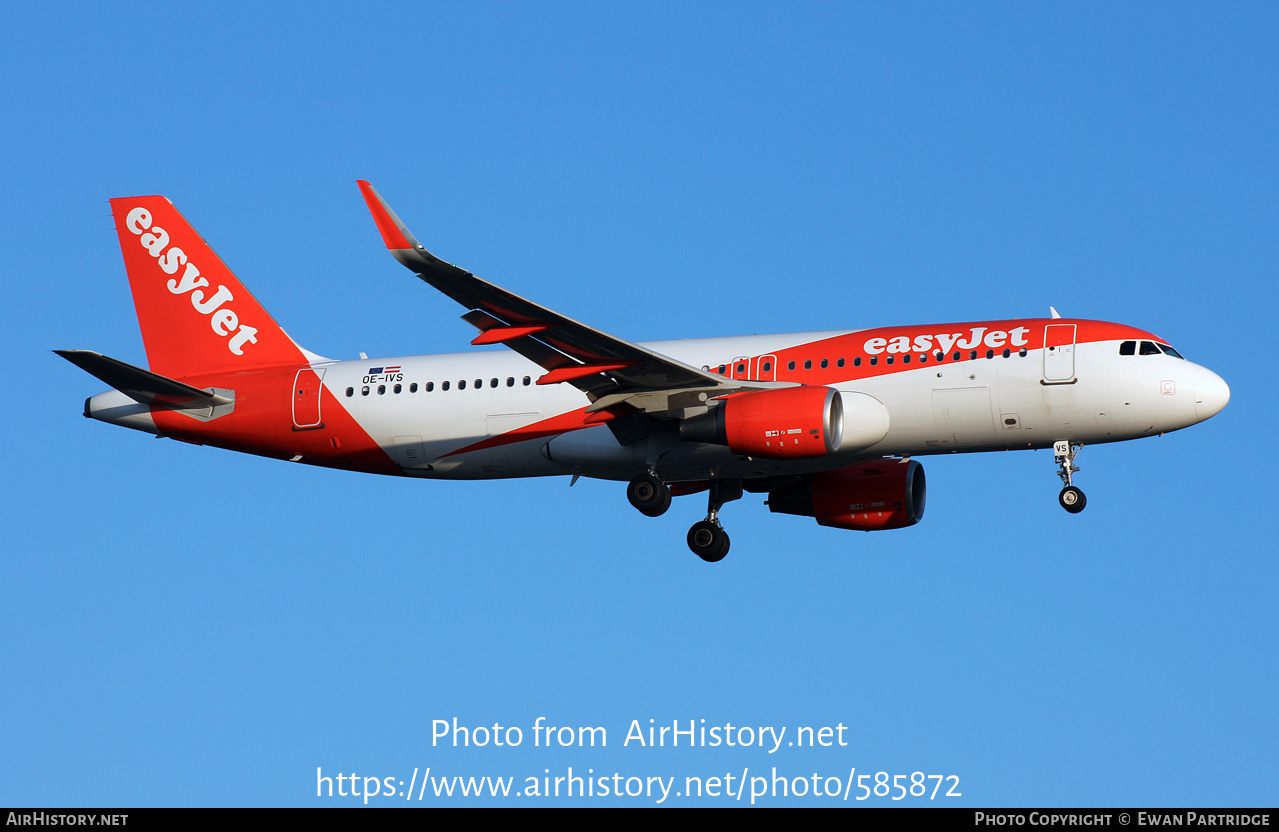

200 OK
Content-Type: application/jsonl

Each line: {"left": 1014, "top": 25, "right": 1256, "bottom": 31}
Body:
{"left": 356, "top": 180, "right": 438, "bottom": 272}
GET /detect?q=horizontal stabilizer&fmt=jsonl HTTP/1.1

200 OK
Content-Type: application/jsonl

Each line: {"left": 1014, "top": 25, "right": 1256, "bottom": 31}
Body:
{"left": 55, "top": 350, "right": 232, "bottom": 410}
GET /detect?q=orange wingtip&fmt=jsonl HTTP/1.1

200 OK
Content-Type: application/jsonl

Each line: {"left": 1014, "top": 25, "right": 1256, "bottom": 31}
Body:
{"left": 357, "top": 180, "right": 413, "bottom": 250}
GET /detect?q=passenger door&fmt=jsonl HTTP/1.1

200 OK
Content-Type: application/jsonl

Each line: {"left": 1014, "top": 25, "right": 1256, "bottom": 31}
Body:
{"left": 1043, "top": 324, "right": 1077, "bottom": 383}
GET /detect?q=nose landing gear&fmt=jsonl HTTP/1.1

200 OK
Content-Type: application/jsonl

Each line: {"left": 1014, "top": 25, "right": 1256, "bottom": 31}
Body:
{"left": 1054, "top": 440, "right": 1086, "bottom": 514}
{"left": 1059, "top": 485, "right": 1086, "bottom": 512}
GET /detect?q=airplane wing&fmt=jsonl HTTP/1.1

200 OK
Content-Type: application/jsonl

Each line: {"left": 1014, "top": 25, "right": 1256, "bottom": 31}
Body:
{"left": 357, "top": 181, "right": 787, "bottom": 414}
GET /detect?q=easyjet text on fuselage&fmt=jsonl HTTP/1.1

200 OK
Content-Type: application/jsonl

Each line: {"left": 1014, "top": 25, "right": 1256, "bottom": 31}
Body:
{"left": 863, "top": 326, "right": 1032, "bottom": 355}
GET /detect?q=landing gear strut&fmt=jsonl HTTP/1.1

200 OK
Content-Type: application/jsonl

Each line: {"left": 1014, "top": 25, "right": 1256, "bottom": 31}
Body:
{"left": 1053, "top": 440, "right": 1086, "bottom": 514}
{"left": 627, "top": 472, "right": 671, "bottom": 517}
{"left": 687, "top": 479, "right": 741, "bottom": 562}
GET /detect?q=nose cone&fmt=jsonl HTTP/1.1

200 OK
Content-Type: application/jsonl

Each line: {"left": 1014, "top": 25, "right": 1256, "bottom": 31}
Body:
{"left": 1193, "top": 367, "right": 1230, "bottom": 422}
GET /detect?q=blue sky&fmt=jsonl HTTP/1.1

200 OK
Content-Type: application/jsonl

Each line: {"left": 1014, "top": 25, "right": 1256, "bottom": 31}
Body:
{"left": 3, "top": 2, "right": 1275, "bottom": 806}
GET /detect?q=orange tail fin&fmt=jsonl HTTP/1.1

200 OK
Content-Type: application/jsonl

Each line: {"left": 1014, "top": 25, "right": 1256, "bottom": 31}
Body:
{"left": 109, "top": 196, "right": 307, "bottom": 377}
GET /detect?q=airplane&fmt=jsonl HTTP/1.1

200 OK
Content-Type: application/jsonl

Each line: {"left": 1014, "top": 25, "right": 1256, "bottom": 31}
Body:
{"left": 59, "top": 181, "right": 1231, "bottom": 562}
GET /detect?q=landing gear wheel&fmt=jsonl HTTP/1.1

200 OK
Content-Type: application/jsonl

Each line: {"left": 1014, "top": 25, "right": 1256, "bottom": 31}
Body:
{"left": 627, "top": 474, "right": 671, "bottom": 517}
{"left": 1059, "top": 485, "right": 1086, "bottom": 514}
{"left": 687, "top": 520, "right": 730, "bottom": 562}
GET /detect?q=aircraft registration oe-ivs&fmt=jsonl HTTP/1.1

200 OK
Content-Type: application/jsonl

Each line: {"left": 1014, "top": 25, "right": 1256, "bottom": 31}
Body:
{"left": 59, "top": 182, "right": 1230, "bottom": 562}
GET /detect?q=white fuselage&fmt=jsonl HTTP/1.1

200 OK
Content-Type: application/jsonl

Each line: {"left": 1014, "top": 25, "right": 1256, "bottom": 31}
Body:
{"left": 302, "top": 328, "right": 1225, "bottom": 482}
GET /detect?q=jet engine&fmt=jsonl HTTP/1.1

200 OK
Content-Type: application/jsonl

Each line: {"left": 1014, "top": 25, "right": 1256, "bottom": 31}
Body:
{"left": 679, "top": 386, "right": 889, "bottom": 460}
{"left": 767, "top": 458, "right": 926, "bottom": 531}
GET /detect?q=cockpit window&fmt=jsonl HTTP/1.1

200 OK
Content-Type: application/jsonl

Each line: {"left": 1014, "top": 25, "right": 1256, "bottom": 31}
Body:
{"left": 1119, "top": 341, "right": 1136, "bottom": 356}
{"left": 1140, "top": 341, "right": 1162, "bottom": 356}
{"left": 1157, "top": 343, "right": 1184, "bottom": 359}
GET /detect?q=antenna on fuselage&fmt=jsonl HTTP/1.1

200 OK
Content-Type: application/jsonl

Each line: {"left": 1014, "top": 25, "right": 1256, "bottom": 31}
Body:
{"left": 1049, "top": 307, "right": 1061, "bottom": 319}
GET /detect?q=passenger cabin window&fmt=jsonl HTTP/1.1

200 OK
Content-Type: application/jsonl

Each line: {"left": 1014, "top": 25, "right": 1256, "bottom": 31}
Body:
{"left": 820, "top": 359, "right": 828, "bottom": 369}
{"left": 442, "top": 381, "right": 450, "bottom": 391}
{"left": 762, "top": 361, "right": 772, "bottom": 373}
{"left": 345, "top": 387, "right": 354, "bottom": 397}
{"left": 394, "top": 383, "right": 402, "bottom": 393}
{"left": 410, "top": 383, "right": 418, "bottom": 393}
{"left": 459, "top": 380, "right": 466, "bottom": 390}
{"left": 736, "top": 363, "right": 746, "bottom": 374}
{"left": 523, "top": 376, "right": 531, "bottom": 386}
{"left": 787, "top": 361, "right": 796, "bottom": 371}
{"left": 507, "top": 377, "right": 515, "bottom": 386}
{"left": 361, "top": 386, "right": 370, "bottom": 396}
{"left": 837, "top": 358, "right": 845, "bottom": 368}
{"left": 804, "top": 360, "right": 812, "bottom": 370}
{"left": 378, "top": 385, "right": 386, "bottom": 395}
{"left": 426, "top": 382, "right": 434, "bottom": 392}
{"left": 853, "top": 357, "right": 861, "bottom": 367}
{"left": 1120, "top": 341, "right": 1136, "bottom": 355}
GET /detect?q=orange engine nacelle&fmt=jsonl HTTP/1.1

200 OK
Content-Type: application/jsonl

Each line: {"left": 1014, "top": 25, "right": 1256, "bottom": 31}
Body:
{"left": 679, "top": 386, "right": 843, "bottom": 460}
{"left": 767, "top": 459, "right": 926, "bottom": 531}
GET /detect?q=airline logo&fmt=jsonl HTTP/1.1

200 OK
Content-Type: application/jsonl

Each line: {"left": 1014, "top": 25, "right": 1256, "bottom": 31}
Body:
{"left": 863, "top": 326, "right": 1032, "bottom": 355}
{"left": 123, "top": 206, "right": 259, "bottom": 357}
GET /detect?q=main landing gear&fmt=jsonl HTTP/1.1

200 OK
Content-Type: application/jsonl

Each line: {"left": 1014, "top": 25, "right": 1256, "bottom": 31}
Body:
{"left": 1053, "top": 440, "right": 1087, "bottom": 514}
{"left": 624, "top": 473, "right": 741, "bottom": 562}
{"left": 626, "top": 472, "right": 671, "bottom": 517}
{"left": 687, "top": 479, "right": 742, "bottom": 563}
